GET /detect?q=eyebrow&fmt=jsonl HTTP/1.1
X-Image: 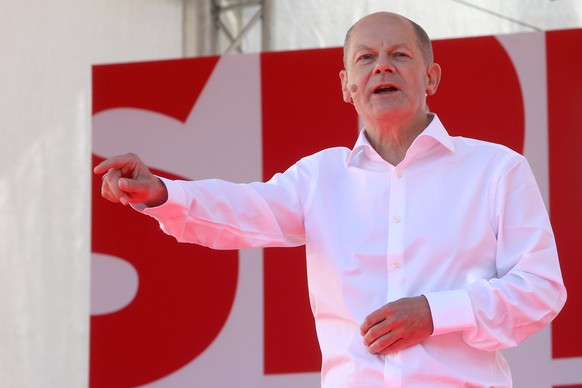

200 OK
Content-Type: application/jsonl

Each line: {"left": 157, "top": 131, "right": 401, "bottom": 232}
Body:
{"left": 351, "top": 42, "right": 411, "bottom": 54}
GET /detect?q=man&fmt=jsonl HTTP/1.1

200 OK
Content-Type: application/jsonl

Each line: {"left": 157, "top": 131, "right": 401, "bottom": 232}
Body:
{"left": 95, "top": 12, "right": 566, "bottom": 388}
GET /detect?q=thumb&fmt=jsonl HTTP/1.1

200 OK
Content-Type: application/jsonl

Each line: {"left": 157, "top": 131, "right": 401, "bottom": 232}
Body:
{"left": 118, "top": 176, "right": 166, "bottom": 206}
{"left": 118, "top": 177, "right": 146, "bottom": 194}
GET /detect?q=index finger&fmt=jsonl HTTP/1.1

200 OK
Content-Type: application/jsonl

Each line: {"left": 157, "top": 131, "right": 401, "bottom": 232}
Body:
{"left": 93, "top": 154, "right": 135, "bottom": 174}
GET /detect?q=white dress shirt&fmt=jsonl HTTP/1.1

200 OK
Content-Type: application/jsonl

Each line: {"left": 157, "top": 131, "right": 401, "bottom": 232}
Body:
{"left": 141, "top": 114, "right": 566, "bottom": 387}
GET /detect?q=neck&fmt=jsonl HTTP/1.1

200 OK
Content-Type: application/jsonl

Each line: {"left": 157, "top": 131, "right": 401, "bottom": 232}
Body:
{"left": 364, "top": 113, "right": 432, "bottom": 166}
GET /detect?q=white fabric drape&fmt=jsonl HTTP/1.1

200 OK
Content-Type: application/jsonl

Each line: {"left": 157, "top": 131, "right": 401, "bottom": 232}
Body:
{"left": 0, "top": 1, "right": 183, "bottom": 386}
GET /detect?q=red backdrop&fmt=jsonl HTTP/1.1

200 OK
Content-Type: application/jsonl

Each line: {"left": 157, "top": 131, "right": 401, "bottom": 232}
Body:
{"left": 91, "top": 30, "right": 582, "bottom": 387}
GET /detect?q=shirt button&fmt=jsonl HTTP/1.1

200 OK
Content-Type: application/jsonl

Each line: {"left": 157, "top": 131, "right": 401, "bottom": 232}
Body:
{"left": 391, "top": 261, "right": 400, "bottom": 268}
{"left": 393, "top": 216, "right": 401, "bottom": 223}
{"left": 390, "top": 352, "right": 398, "bottom": 357}
{"left": 395, "top": 171, "right": 403, "bottom": 178}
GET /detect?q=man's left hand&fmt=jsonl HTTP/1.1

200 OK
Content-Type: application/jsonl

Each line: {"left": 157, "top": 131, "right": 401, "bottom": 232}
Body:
{"left": 360, "top": 295, "right": 434, "bottom": 354}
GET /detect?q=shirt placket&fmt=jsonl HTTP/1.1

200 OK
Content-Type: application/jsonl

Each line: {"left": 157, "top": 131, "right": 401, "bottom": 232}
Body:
{"left": 384, "top": 166, "right": 406, "bottom": 388}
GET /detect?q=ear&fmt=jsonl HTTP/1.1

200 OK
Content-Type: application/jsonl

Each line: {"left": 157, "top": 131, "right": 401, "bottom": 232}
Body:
{"left": 339, "top": 69, "right": 351, "bottom": 103}
{"left": 425, "top": 62, "right": 442, "bottom": 96}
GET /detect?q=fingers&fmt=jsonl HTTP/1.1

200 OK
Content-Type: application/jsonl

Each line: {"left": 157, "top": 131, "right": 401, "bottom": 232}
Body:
{"left": 360, "top": 296, "right": 434, "bottom": 354}
{"left": 360, "top": 305, "right": 390, "bottom": 336}
{"left": 93, "top": 153, "right": 141, "bottom": 175}
{"left": 363, "top": 319, "right": 402, "bottom": 354}
{"left": 95, "top": 153, "right": 156, "bottom": 205}
{"left": 361, "top": 306, "right": 402, "bottom": 353}
{"left": 98, "top": 161, "right": 168, "bottom": 207}
{"left": 101, "top": 168, "right": 129, "bottom": 205}
{"left": 101, "top": 171, "right": 151, "bottom": 205}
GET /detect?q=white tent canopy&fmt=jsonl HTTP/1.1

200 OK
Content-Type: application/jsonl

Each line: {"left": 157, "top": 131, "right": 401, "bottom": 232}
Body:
{"left": 196, "top": 0, "right": 582, "bottom": 55}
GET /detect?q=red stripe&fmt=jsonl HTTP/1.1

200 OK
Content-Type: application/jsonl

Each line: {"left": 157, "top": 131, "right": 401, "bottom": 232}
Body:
{"left": 547, "top": 28, "right": 582, "bottom": 359}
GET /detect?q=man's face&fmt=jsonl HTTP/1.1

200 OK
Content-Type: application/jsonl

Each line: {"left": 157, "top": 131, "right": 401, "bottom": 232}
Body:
{"left": 340, "top": 14, "right": 440, "bottom": 124}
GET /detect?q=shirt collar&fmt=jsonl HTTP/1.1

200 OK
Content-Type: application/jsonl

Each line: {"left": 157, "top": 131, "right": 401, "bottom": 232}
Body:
{"left": 346, "top": 113, "right": 455, "bottom": 167}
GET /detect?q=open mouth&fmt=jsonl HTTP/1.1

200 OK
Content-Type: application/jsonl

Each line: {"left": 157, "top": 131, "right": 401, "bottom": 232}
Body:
{"left": 373, "top": 85, "right": 399, "bottom": 94}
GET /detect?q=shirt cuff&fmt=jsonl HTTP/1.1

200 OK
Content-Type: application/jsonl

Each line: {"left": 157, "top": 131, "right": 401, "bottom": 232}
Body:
{"left": 129, "top": 176, "right": 179, "bottom": 210}
{"left": 131, "top": 177, "right": 188, "bottom": 233}
{"left": 424, "top": 289, "right": 476, "bottom": 336}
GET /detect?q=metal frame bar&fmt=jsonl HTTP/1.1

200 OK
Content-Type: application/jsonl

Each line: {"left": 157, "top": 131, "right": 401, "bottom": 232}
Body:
{"left": 211, "top": 0, "right": 268, "bottom": 54}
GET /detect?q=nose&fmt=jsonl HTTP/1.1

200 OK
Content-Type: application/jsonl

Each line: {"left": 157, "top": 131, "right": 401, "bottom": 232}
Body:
{"left": 374, "top": 54, "right": 395, "bottom": 74}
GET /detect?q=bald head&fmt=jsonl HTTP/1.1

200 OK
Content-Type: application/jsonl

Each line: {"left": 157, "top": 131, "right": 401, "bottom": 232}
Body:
{"left": 343, "top": 12, "right": 433, "bottom": 67}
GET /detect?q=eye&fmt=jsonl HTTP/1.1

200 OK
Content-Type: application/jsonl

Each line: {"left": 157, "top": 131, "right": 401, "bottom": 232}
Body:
{"left": 393, "top": 52, "right": 411, "bottom": 59}
{"left": 356, "top": 53, "right": 374, "bottom": 62}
